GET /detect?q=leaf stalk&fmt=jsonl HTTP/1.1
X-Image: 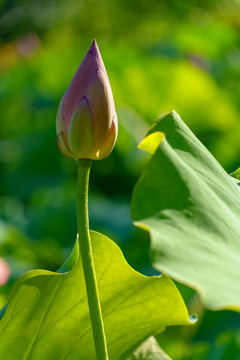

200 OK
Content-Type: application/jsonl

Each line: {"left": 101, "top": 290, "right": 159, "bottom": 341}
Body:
{"left": 77, "top": 159, "right": 109, "bottom": 360}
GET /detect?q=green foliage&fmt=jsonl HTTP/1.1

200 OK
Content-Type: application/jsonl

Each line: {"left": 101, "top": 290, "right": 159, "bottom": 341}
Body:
{"left": 0, "top": 231, "right": 193, "bottom": 359}
{"left": 181, "top": 332, "right": 240, "bottom": 360}
{"left": 132, "top": 111, "right": 240, "bottom": 311}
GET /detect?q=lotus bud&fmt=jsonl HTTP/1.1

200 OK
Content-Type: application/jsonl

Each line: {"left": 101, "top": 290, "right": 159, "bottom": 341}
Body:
{"left": 56, "top": 40, "right": 118, "bottom": 160}
{"left": 0, "top": 258, "right": 10, "bottom": 287}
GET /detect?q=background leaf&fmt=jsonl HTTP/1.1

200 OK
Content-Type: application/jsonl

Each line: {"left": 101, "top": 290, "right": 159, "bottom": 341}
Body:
{"left": 131, "top": 111, "right": 240, "bottom": 311}
{"left": 127, "top": 336, "right": 172, "bottom": 360}
{"left": 0, "top": 231, "right": 193, "bottom": 359}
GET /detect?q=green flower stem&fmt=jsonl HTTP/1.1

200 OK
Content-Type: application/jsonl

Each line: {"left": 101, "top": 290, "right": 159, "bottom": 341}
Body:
{"left": 77, "top": 159, "right": 109, "bottom": 360}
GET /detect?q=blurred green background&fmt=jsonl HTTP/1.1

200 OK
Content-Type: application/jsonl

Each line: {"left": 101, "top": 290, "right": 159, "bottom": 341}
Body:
{"left": 0, "top": 0, "right": 240, "bottom": 358}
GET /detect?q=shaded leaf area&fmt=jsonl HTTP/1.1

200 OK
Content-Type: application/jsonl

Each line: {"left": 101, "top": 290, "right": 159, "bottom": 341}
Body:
{"left": 0, "top": 231, "right": 193, "bottom": 360}
{"left": 131, "top": 111, "right": 240, "bottom": 312}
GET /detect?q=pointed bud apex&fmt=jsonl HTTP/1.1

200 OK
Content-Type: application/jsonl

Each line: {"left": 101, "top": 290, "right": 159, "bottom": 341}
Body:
{"left": 56, "top": 40, "right": 118, "bottom": 160}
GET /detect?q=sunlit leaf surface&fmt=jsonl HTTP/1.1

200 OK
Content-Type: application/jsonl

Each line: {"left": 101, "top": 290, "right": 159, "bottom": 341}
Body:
{"left": 132, "top": 111, "right": 240, "bottom": 311}
{"left": 0, "top": 231, "right": 193, "bottom": 359}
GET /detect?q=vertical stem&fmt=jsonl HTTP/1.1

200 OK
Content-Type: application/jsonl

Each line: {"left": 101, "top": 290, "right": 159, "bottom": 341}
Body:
{"left": 77, "top": 159, "right": 109, "bottom": 360}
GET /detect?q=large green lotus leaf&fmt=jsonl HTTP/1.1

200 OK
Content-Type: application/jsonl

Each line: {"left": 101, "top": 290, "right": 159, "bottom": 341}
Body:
{"left": 131, "top": 111, "right": 240, "bottom": 312}
{"left": 0, "top": 231, "right": 193, "bottom": 360}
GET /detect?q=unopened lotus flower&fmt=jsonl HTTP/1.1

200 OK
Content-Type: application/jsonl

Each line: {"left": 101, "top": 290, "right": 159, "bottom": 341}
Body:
{"left": 56, "top": 40, "right": 118, "bottom": 160}
{"left": 0, "top": 258, "right": 10, "bottom": 287}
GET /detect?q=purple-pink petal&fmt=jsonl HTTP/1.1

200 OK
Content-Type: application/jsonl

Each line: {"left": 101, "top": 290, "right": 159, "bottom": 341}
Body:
{"left": 0, "top": 258, "right": 10, "bottom": 287}
{"left": 62, "top": 40, "right": 106, "bottom": 131}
